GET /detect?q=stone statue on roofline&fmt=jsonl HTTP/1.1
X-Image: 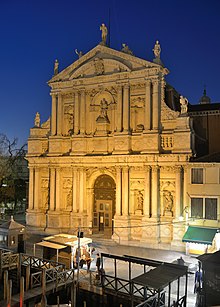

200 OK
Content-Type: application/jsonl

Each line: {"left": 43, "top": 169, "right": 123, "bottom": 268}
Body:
{"left": 54, "top": 59, "right": 59, "bottom": 75}
{"left": 180, "top": 95, "right": 188, "bottom": 114}
{"left": 152, "top": 40, "right": 164, "bottom": 66}
{"left": 34, "top": 112, "right": 40, "bottom": 127}
{"left": 100, "top": 23, "right": 108, "bottom": 45}
{"left": 153, "top": 40, "right": 161, "bottom": 59}
{"left": 75, "top": 49, "right": 83, "bottom": 58}
{"left": 121, "top": 43, "right": 133, "bottom": 55}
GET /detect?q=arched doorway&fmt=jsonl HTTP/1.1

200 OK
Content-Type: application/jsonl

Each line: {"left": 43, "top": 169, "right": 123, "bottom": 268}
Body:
{"left": 93, "top": 175, "right": 116, "bottom": 236}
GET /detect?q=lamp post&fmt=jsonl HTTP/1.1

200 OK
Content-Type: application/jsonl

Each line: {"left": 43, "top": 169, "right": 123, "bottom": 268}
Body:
{"left": 76, "top": 227, "right": 83, "bottom": 307}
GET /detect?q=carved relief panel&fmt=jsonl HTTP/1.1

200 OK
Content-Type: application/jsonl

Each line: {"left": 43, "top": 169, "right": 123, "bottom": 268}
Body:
{"left": 40, "top": 178, "right": 49, "bottom": 211}
{"left": 63, "top": 178, "right": 73, "bottom": 211}
{"left": 64, "top": 104, "right": 74, "bottom": 136}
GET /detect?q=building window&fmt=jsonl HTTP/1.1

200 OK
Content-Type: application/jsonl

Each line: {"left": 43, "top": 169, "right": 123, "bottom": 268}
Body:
{"left": 191, "top": 168, "right": 203, "bottom": 184}
{"left": 191, "top": 198, "right": 203, "bottom": 218}
{"left": 191, "top": 197, "right": 217, "bottom": 220}
{"left": 205, "top": 198, "right": 217, "bottom": 220}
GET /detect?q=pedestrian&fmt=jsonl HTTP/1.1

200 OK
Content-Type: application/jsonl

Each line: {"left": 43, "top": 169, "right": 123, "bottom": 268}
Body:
{"left": 177, "top": 256, "right": 185, "bottom": 266}
{"left": 194, "top": 263, "right": 202, "bottom": 293}
{"left": 85, "top": 251, "right": 91, "bottom": 272}
{"left": 96, "top": 253, "right": 101, "bottom": 272}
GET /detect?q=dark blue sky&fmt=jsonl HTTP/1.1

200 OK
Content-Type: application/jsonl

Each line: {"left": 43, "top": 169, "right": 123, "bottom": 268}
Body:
{"left": 0, "top": 0, "right": 220, "bottom": 146}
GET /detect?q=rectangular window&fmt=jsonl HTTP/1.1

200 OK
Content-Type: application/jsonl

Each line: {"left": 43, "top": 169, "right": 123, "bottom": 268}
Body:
{"left": 205, "top": 198, "right": 217, "bottom": 220}
{"left": 191, "top": 197, "right": 218, "bottom": 220}
{"left": 191, "top": 198, "right": 203, "bottom": 218}
{"left": 191, "top": 168, "right": 203, "bottom": 184}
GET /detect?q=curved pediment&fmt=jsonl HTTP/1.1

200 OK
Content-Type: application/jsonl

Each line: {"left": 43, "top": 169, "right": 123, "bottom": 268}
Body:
{"left": 69, "top": 57, "right": 131, "bottom": 80}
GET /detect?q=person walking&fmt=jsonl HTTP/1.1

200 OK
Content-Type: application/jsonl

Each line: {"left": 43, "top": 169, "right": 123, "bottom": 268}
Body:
{"left": 96, "top": 253, "right": 101, "bottom": 272}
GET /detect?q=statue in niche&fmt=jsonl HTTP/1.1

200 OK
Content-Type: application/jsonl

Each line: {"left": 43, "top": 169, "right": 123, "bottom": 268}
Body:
{"left": 121, "top": 43, "right": 133, "bottom": 55}
{"left": 153, "top": 40, "right": 161, "bottom": 59}
{"left": 180, "top": 95, "right": 188, "bottom": 114}
{"left": 54, "top": 59, "right": 59, "bottom": 75}
{"left": 66, "top": 188, "right": 73, "bottom": 210}
{"left": 100, "top": 98, "right": 108, "bottom": 117}
{"left": 41, "top": 188, "right": 49, "bottom": 210}
{"left": 163, "top": 190, "right": 173, "bottom": 216}
{"left": 75, "top": 49, "right": 83, "bottom": 58}
{"left": 34, "top": 112, "right": 40, "bottom": 127}
{"left": 100, "top": 23, "right": 108, "bottom": 45}
{"left": 137, "top": 190, "right": 144, "bottom": 210}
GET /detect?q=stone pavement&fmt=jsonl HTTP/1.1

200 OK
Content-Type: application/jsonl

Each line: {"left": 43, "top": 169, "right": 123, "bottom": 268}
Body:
{"left": 23, "top": 224, "right": 198, "bottom": 307}
{"left": 90, "top": 238, "right": 198, "bottom": 307}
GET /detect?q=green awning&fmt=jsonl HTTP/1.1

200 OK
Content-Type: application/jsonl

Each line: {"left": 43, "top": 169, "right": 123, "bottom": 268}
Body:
{"left": 182, "top": 226, "right": 218, "bottom": 245}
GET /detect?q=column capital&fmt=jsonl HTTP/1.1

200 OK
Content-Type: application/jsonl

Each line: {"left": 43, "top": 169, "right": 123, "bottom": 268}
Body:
{"left": 151, "top": 165, "right": 160, "bottom": 173}
{"left": 123, "top": 83, "right": 130, "bottom": 89}
{"left": 145, "top": 79, "right": 151, "bottom": 86}
{"left": 175, "top": 165, "right": 183, "bottom": 172}
{"left": 144, "top": 165, "right": 151, "bottom": 172}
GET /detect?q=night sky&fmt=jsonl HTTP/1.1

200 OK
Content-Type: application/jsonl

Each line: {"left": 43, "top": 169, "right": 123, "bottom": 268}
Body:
{"left": 0, "top": 0, "right": 220, "bottom": 146}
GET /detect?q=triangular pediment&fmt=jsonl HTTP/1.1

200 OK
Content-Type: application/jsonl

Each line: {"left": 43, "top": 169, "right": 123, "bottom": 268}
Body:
{"left": 48, "top": 44, "right": 166, "bottom": 84}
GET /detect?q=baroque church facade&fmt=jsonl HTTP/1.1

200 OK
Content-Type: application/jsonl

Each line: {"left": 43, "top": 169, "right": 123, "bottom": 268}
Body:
{"left": 26, "top": 25, "right": 199, "bottom": 250}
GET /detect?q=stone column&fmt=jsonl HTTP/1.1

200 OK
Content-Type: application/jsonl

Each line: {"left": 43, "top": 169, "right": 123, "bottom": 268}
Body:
{"left": 57, "top": 94, "right": 63, "bottom": 135}
{"left": 51, "top": 94, "right": 57, "bottom": 135}
{"left": 143, "top": 166, "right": 151, "bottom": 217}
{"left": 183, "top": 167, "right": 189, "bottom": 216}
{"left": 151, "top": 166, "right": 159, "bottom": 218}
{"left": 74, "top": 91, "right": 79, "bottom": 134}
{"left": 152, "top": 80, "right": 159, "bottom": 130}
{"left": 34, "top": 168, "right": 39, "bottom": 210}
{"left": 28, "top": 167, "right": 34, "bottom": 210}
{"left": 122, "top": 166, "right": 129, "bottom": 216}
{"left": 79, "top": 168, "right": 84, "bottom": 214}
{"left": 55, "top": 168, "right": 61, "bottom": 211}
{"left": 49, "top": 168, "right": 56, "bottom": 211}
{"left": 122, "top": 84, "right": 130, "bottom": 132}
{"left": 129, "top": 190, "right": 135, "bottom": 215}
{"left": 72, "top": 168, "right": 79, "bottom": 212}
{"left": 80, "top": 90, "right": 86, "bottom": 134}
{"left": 115, "top": 167, "right": 122, "bottom": 215}
{"left": 117, "top": 85, "right": 122, "bottom": 132}
{"left": 144, "top": 80, "right": 151, "bottom": 130}
{"left": 175, "top": 166, "right": 182, "bottom": 218}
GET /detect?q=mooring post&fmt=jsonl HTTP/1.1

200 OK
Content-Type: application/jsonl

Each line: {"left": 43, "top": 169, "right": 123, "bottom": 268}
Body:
{"left": 25, "top": 265, "right": 30, "bottom": 291}
{"left": 20, "top": 276, "right": 24, "bottom": 307}
{"left": 7, "top": 279, "right": 12, "bottom": 307}
{"left": 0, "top": 249, "right": 2, "bottom": 281}
{"left": 4, "top": 270, "right": 8, "bottom": 300}
{"left": 40, "top": 269, "right": 47, "bottom": 307}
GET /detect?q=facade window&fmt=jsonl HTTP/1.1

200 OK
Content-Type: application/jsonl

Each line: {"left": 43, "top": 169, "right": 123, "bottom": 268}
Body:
{"left": 191, "top": 168, "right": 203, "bottom": 184}
{"left": 191, "top": 197, "right": 217, "bottom": 220}
{"left": 205, "top": 198, "right": 217, "bottom": 220}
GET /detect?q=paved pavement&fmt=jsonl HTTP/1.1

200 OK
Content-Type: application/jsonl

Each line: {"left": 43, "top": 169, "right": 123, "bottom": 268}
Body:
{"left": 90, "top": 238, "right": 198, "bottom": 307}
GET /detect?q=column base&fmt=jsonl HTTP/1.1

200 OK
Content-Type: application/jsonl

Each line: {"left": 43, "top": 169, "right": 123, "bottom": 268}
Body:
{"left": 112, "top": 215, "right": 131, "bottom": 243}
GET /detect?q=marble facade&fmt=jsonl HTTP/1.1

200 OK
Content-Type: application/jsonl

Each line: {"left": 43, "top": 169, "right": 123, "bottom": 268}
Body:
{"left": 26, "top": 37, "right": 194, "bottom": 250}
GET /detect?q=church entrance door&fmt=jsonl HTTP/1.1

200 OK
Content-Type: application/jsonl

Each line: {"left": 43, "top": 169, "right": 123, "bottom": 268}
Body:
{"left": 93, "top": 175, "right": 115, "bottom": 237}
{"left": 95, "top": 199, "right": 112, "bottom": 232}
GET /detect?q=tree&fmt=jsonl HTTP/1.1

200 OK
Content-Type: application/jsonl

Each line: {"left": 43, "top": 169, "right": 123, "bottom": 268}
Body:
{"left": 0, "top": 134, "right": 28, "bottom": 213}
